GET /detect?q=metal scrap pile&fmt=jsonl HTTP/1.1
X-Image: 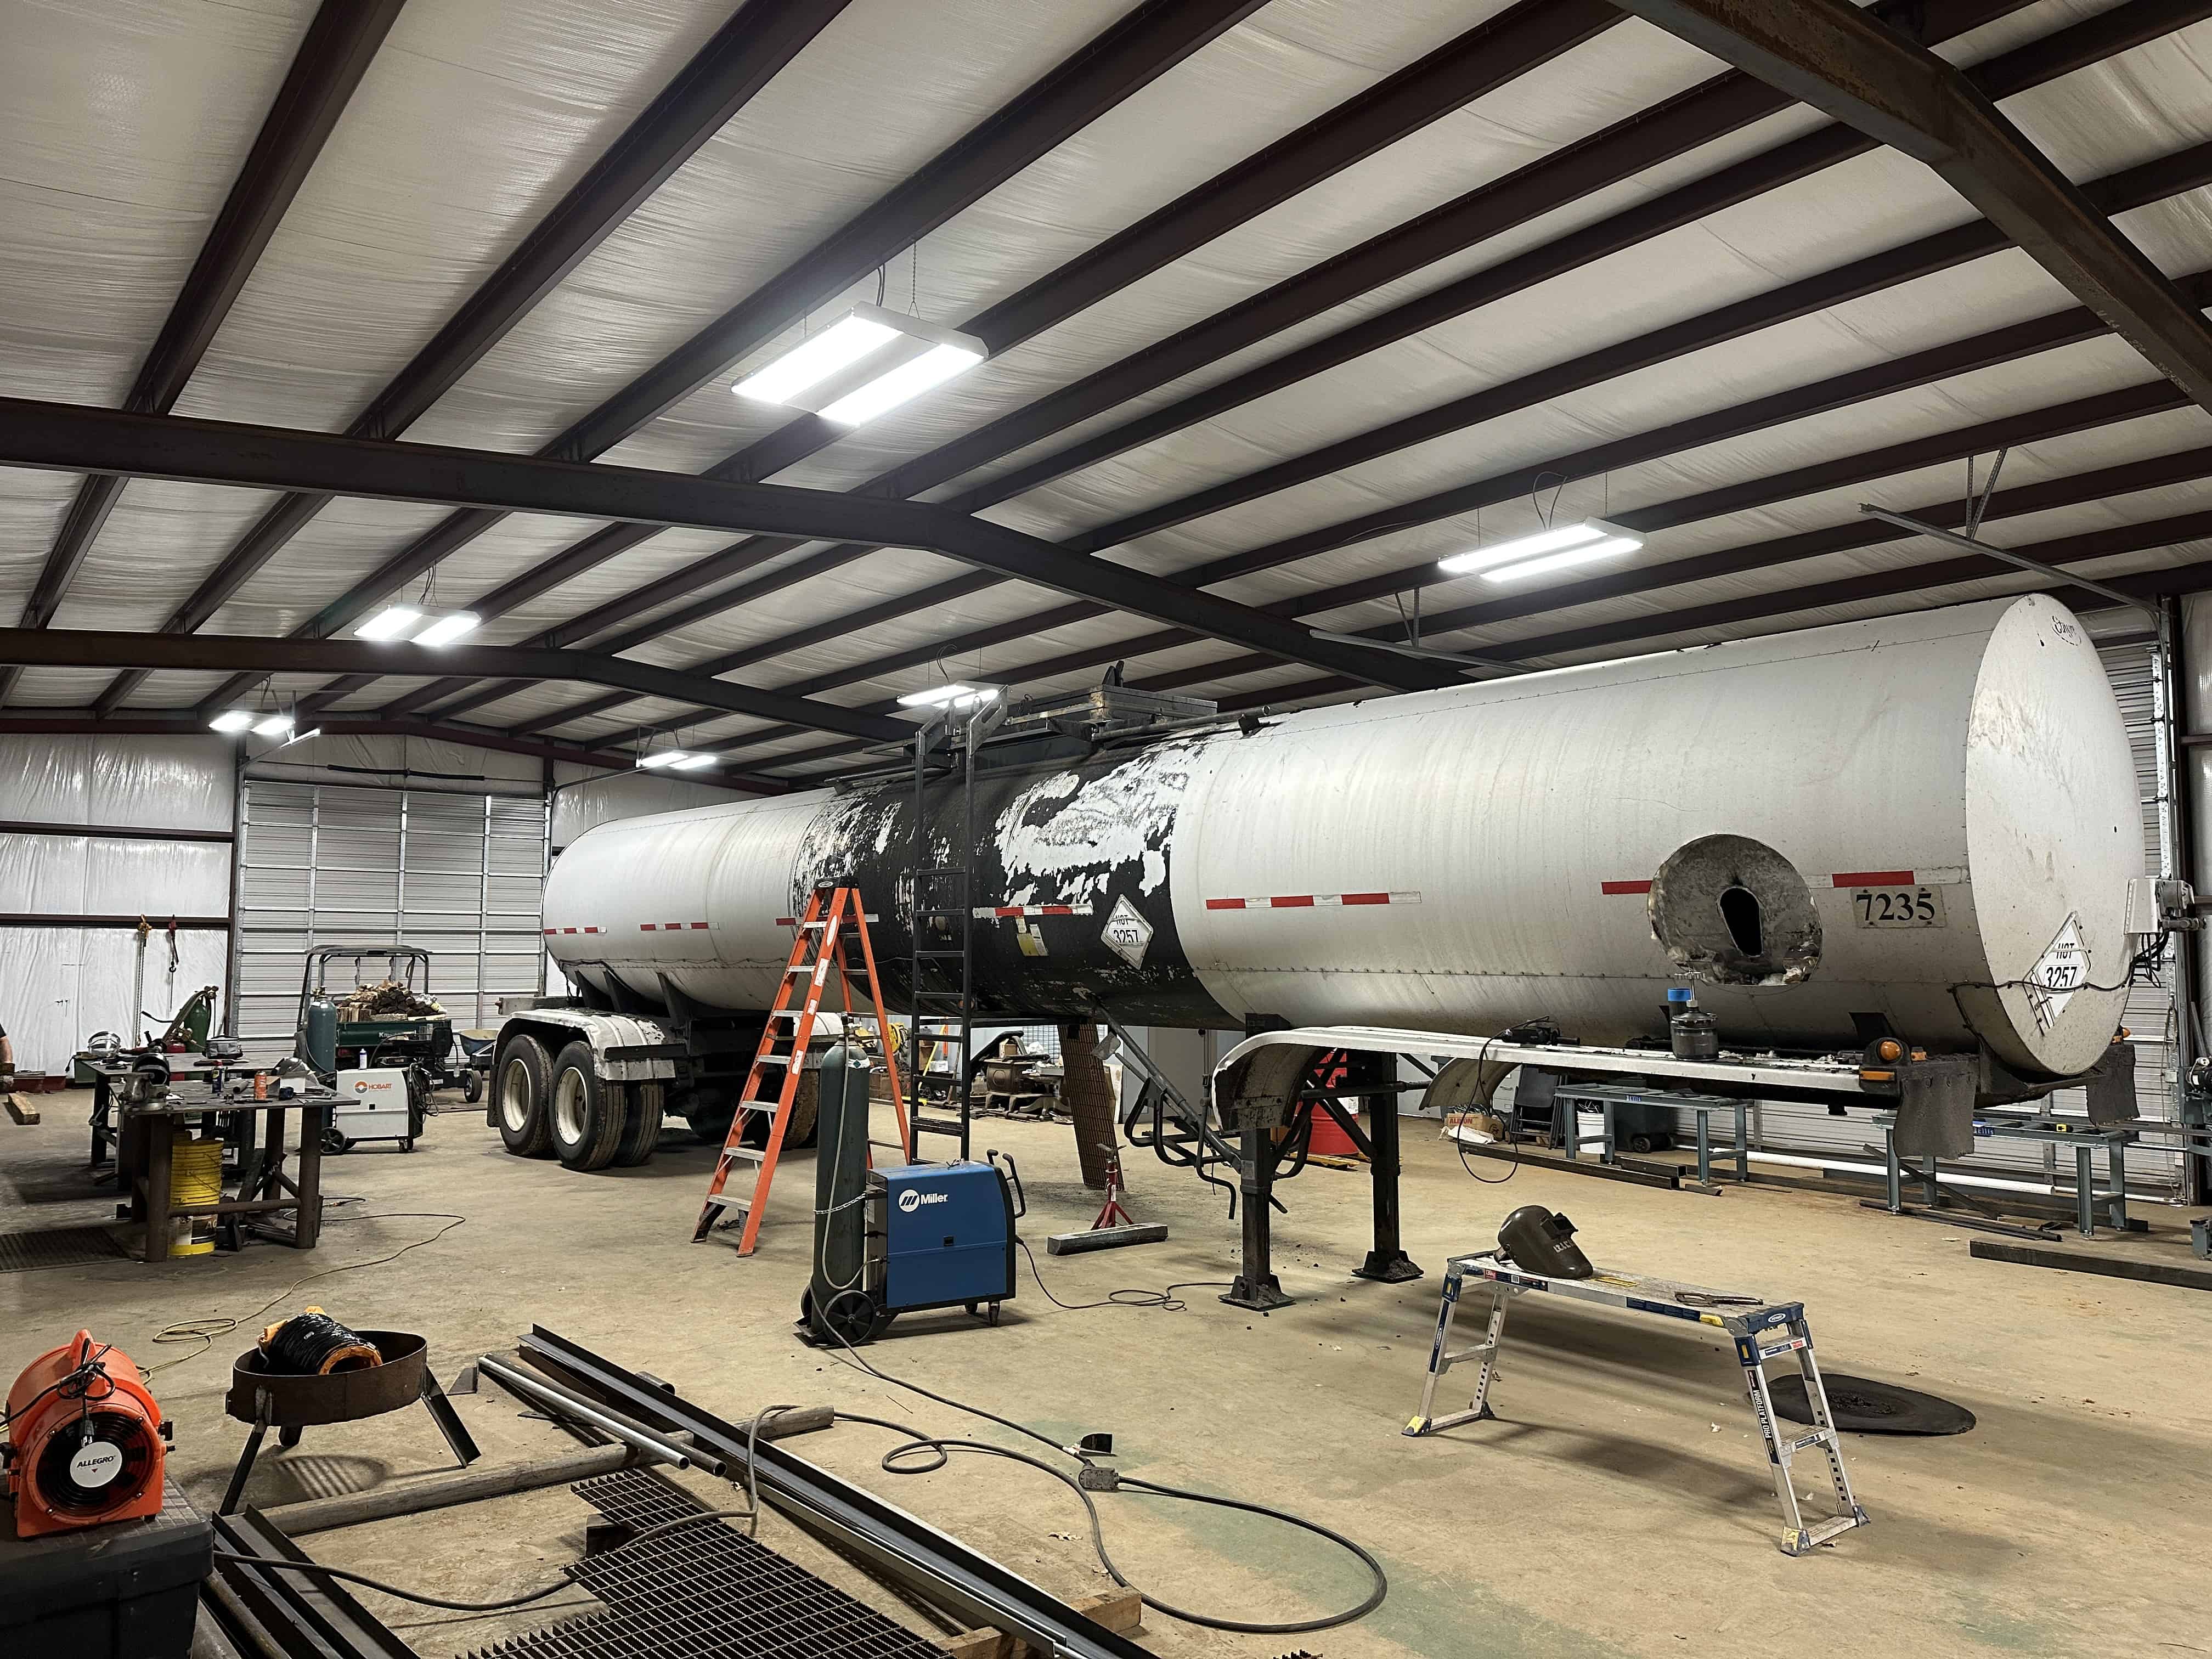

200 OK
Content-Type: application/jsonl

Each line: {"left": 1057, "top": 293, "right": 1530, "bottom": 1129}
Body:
{"left": 333, "top": 979, "right": 445, "bottom": 1020}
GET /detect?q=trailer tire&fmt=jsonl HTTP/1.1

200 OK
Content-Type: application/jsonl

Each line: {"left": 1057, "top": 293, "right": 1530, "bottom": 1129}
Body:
{"left": 549, "top": 1041, "right": 626, "bottom": 1171}
{"left": 614, "top": 1081, "right": 664, "bottom": 1166}
{"left": 494, "top": 1035, "right": 554, "bottom": 1157}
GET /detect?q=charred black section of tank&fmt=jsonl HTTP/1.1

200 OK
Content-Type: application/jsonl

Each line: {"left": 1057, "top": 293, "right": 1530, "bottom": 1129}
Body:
{"left": 791, "top": 739, "right": 1232, "bottom": 1028}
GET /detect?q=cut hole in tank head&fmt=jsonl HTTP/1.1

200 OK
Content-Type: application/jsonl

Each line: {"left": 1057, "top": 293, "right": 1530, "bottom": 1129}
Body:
{"left": 1649, "top": 834, "right": 1820, "bottom": 987}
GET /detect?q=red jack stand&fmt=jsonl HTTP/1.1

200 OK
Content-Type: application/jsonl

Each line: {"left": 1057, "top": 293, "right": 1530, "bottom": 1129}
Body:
{"left": 1046, "top": 1147, "right": 1170, "bottom": 1255}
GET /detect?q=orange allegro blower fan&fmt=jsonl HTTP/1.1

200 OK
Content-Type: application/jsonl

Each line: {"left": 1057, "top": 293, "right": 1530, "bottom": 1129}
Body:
{"left": 3, "top": 1330, "right": 168, "bottom": 1536}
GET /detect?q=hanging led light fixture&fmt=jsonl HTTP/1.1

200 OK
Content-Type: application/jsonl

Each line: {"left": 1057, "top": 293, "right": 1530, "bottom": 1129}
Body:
{"left": 1437, "top": 519, "right": 1643, "bottom": 578}
{"left": 252, "top": 712, "right": 295, "bottom": 737}
{"left": 209, "top": 709, "right": 256, "bottom": 733}
{"left": 733, "top": 311, "right": 900, "bottom": 404}
{"left": 352, "top": 606, "right": 479, "bottom": 645}
{"left": 732, "top": 302, "right": 984, "bottom": 427}
{"left": 1478, "top": 535, "right": 1641, "bottom": 583}
{"left": 354, "top": 605, "right": 422, "bottom": 640}
{"left": 410, "top": 611, "right": 481, "bottom": 647}
{"left": 896, "top": 682, "right": 1000, "bottom": 710}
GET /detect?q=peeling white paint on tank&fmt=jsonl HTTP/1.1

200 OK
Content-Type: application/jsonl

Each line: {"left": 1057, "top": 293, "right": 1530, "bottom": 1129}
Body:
{"left": 543, "top": 596, "right": 2140, "bottom": 1080}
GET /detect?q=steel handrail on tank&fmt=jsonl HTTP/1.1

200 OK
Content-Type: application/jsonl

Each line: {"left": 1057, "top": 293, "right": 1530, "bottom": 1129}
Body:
{"left": 1093, "top": 1005, "right": 1252, "bottom": 1213}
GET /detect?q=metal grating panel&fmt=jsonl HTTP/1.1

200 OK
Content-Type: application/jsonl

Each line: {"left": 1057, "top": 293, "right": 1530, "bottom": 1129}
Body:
{"left": 0, "top": 1224, "right": 129, "bottom": 1272}
{"left": 462, "top": 1466, "right": 943, "bottom": 1659}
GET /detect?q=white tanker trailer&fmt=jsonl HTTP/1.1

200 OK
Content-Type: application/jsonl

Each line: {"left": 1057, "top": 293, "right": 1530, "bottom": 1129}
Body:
{"left": 490, "top": 594, "right": 2159, "bottom": 1177}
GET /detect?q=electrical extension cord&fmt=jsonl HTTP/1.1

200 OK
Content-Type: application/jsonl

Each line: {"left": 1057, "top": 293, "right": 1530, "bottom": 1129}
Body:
{"left": 815, "top": 1321, "right": 1387, "bottom": 1634}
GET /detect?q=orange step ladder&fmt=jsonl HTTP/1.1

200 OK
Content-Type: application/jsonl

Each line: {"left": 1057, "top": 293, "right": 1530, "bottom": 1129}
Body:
{"left": 691, "top": 884, "right": 911, "bottom": 1255}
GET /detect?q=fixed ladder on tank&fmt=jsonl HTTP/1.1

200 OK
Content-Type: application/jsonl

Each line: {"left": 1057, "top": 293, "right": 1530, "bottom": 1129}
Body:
{"left": 903, "top": 692, "right": 1002, "bottom": 1163}
{"left": 691, "top": 884, "right": 910, "bottom": 1256}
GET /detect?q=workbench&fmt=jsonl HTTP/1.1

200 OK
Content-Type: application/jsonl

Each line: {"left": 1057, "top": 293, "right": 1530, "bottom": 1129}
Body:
{"left": 106, "top": 1073, "right": 335, "bottom": 1263}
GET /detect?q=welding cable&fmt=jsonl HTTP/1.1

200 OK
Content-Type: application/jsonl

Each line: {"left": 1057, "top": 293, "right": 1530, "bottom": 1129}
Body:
{"left": 1012, "top": 1235, "right": 1230, "bottom": 1312}
{"left": 1453, "top": 1032, "right": 1520, "bottom": 1186}
{"left": 819, "top": 1332, "right": 1386, "bottom": 1634}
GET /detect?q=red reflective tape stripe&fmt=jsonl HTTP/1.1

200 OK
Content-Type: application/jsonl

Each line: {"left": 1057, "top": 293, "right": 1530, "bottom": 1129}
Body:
{"left": 995, "top": 906, "right": 1020, "bottom": 917}
{"left": 1833, "top": 870, "right": 1913, "bottom": 887}
{"left": 1340, "top": 892, "right": 1390, "bottom": 905}
{"left": 542, "top": 928, "right": 556, "bottom": 935}
{"left": 1601, "top": 880, "right": 1652, "bottom": 895}
{"left": 583, "top": 927, "right": 600, "bottom": 934}
{"left": 562, "top": 927, "right": 578, "bottom": 934}
{"left": 1271, "top": 895, "right": 1315, "bottom": 907}
{"left": 1206, "top": 898, "right": 1245, "bottom": 910}
{"left": 690, "top": 921, "right": 709, "bottom": 929}
{"left": 639, "top": 923, "right": 656, "bottom": 931}
{"left": 775, "top": 916, "right": 798, "bottom": 927}
{"left": 1041, "top": 905, "right": 1075, "bottom": 915}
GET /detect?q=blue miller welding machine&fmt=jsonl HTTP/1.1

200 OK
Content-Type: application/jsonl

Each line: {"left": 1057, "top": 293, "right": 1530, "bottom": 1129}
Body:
{"left": 801, "top": 1045, "right": 1022, "bottom": 1346}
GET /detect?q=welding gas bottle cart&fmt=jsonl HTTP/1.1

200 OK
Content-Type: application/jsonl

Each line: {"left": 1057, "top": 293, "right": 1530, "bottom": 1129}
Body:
{"left": 294, "top": 946, "right": 464, "bottom": 1153}
{"left": 1406, "top": 1231, "right": 1870, "bottom": 1556}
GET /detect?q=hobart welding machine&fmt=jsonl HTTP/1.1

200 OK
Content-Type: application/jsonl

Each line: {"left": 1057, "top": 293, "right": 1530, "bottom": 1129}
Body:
{"left": 800, "top": 1044, "right": 1020, "bottom": 1346}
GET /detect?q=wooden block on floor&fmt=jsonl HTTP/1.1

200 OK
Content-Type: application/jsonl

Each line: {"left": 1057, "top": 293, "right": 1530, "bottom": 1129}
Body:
{"left": 5, "top": 1091, "right": 37, "bottom": 1125}
{"left": 938, "top": 1589, "right": 1143, "bottom": 1656}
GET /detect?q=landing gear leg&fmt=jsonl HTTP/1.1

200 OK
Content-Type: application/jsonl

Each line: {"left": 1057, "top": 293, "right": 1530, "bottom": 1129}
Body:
{"left": 1353, "top": 1053, "right": 1421, "bottom": 1284}
{"left": 1223, "top": 1120, "right": 1291, "bottom": 1311}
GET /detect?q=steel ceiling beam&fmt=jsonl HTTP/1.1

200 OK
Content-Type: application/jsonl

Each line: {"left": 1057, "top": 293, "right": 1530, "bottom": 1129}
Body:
{"left": 724, "top": 416, "right": 2212, "bottom": 774}
{"left": 300, "top": 0, "right": 1625, "bottom": 719}
{"left": 0, "top": 0, "right": 405, "bottom": 702}
{"left": 0, "top": 625, "right": 905, "bottom": 742}
{"left": 405, "top": 0, "right": 2073, "bottom": 726}
{"left": 1607, "top": 0, "right": 2212, "bottom": 414}
{"left": 516, "top": 281, "right": 2138, "bottom": 737}
{"left": 1198, "top": 511, "right": 2212, "bottom": 716}
{"left": 749, "top": 496, "right": 2212, "bottom": 777}
{"left": 86, "top": 0, "right": 855, "bottom": 716}
{"left": 0, "top": 397, "right": 1449, "bottom": 698}
{"left": 205, "top": 0, "right": 1275, "bottom": 718}
{"left": 462, "top": 0, "right": 2193, "bottom": 737}
{"left": 505, "top": 137, "right": 2212, "bottom": 742}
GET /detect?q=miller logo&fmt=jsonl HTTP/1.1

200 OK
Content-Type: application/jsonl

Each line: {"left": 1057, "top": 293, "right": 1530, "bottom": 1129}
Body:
{"left": 896, "top": 1188, "right": 948, "bottom": 1212}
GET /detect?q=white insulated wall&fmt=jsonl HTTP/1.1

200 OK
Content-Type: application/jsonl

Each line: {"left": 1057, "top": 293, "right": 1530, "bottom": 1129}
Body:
{"left": 0, "top": 736, "right": 234, "bottom": 1073}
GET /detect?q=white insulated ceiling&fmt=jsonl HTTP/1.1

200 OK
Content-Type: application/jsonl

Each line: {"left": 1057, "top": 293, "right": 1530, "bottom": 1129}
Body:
{"left": 2, "top": 0, "right": 2210, "bottom": 778}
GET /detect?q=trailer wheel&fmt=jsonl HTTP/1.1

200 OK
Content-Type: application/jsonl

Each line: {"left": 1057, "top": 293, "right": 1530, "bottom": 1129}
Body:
{"left": 494, "top": 1035, "right": 553, "bottom": 1158}
{"left": 549, "top": 1041, "right": 627, "bottom": 1171}
{"left": 461, "top": 1069, "right": 483, "bottom": 1104}
{"left": 614, "top": 1081, "right": 664, "bottom": 1166}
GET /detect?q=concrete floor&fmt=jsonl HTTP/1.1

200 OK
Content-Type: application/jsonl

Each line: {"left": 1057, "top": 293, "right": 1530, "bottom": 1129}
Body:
{"left": 5, "top": 1090, "right": 2209, "bottom": 1659}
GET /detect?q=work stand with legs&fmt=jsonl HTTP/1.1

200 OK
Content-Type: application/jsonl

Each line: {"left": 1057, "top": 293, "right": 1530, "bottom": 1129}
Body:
{"left": 1406, "top": 1252, "right": 1870, "bottom": 1555}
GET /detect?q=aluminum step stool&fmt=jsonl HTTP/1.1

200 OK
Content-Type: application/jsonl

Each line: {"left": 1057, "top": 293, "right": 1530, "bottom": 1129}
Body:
{"left": 1404, "top": 1251, "right": 1870, "bottom": 1555}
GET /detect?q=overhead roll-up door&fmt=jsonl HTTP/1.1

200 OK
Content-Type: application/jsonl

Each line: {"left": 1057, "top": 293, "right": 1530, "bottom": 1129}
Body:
{"left": 233, "top": 780, "right": 549, "bottom": 1060}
